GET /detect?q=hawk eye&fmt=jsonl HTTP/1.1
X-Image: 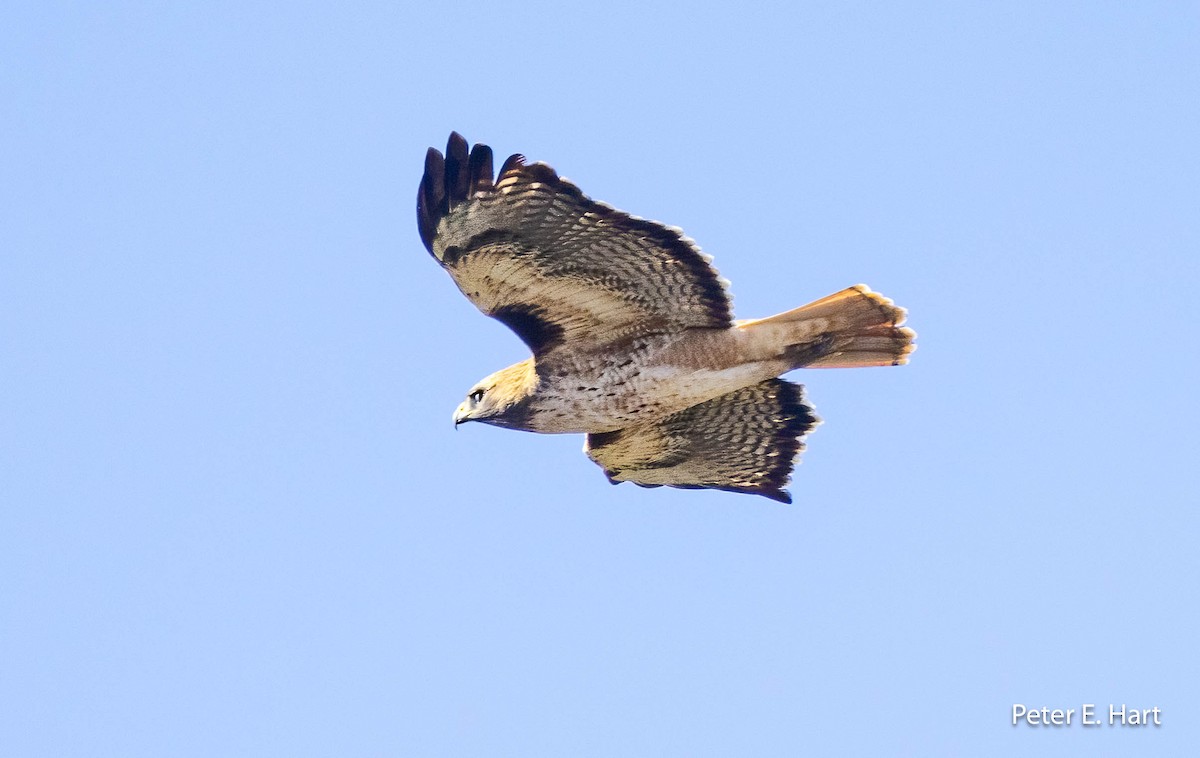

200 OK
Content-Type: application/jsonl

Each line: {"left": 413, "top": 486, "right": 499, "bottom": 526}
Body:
{"left": 469, "top": 389, "right": 485, "bottom": 404}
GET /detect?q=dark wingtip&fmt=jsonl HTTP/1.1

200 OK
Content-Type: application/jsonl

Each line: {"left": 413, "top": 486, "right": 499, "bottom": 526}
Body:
{"left": 417, "top": 146, "right": 446, "bottom": 253}
{"left": 758, "top": 380, "right": 820, "bottom": 503}
{"left": 761, "top": 488, "right": 793, "bottom": 505}
{"left": 497, "top": 153, "right": 526, "bottom": 179}
{"left": 468, "top": 143, "right": 494, "bottom": 194}
{"left": 706, "top": 482, "right": 793, "bottom": 504}
{"left": 445, "top": 132, "right": 470, "bottom": 206}
{"left": 418, "top": 133, "right": 499, "bottom": 255}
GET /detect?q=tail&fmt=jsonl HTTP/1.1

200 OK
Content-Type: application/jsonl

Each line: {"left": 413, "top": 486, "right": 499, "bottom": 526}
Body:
{"left": 736, "top": 285, "right": 916, "bottom": 368}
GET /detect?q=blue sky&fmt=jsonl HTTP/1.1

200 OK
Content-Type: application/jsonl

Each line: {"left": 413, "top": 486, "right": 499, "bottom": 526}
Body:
{"left": 3, "top": 2, "right": 1197, "bottom": 755}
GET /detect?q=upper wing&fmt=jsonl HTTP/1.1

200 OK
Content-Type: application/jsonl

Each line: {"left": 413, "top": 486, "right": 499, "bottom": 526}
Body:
{"left": 417, "top": 133, "right": 733, "bottom": 356}
{"left": 584, "top": 379, "right": 820, "bottom": 503}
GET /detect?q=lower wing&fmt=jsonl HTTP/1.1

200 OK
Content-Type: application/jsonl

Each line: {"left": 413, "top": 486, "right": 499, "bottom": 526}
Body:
{"left": 584, "top": 379, "right": 820, "bottom": 503}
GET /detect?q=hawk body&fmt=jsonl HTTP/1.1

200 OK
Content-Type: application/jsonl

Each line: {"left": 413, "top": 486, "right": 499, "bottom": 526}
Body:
{"left": 419, "top": 133, "right": 915, "bottom": 503}
{"left": 465, "top": 328, "right": 832, "bottom": 435}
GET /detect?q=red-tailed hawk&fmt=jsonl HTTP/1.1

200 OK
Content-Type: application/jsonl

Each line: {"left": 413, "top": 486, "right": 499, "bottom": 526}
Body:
{"left": 418, "top": 133, "right": 914, "bottom": 503}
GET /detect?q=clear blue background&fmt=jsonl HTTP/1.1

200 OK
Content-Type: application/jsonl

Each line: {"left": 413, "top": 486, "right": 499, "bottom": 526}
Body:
{"left": 3, "top": 2, "right": 1197, "bottom": 755}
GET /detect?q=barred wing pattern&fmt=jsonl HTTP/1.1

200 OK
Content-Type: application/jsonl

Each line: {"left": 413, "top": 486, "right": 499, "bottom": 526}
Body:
{"left": 418, "top": 133, "right": 733, "bottom": 356}
{"left": 585, "top": 379, "right": 820, "bottom": 503}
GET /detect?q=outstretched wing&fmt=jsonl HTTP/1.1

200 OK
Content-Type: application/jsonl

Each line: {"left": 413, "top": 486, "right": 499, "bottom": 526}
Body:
{"left": 584, "top": 379, "right": 820, "bottom": 503}
{"left": 418, "top": 133, "right": 733, "bottom": 356}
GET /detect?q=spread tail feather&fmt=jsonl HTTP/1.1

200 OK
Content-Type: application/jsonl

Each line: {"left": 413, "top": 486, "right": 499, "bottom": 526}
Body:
{"left": 737, "top": 284, "right": 916, "bottom": 369}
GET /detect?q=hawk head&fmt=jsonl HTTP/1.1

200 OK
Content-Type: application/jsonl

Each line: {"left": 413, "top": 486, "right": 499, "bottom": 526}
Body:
{"left": 452, "top": 359, "right": 538, "bottom": 429}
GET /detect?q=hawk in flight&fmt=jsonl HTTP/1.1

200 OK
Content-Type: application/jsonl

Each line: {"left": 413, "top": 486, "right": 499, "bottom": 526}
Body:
{"left": 418, "top": 133, "right": 914, "bottom": 503}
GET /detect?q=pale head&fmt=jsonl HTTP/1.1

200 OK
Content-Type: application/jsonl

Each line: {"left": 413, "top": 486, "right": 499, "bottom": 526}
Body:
{"left": 452, "top": 359, "right": 538, "bottom": 429}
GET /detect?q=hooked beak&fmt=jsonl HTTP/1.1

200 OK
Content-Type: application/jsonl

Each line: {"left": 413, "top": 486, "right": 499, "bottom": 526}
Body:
{"left": 453, "top": 402, "right": 471, "bottom": 429}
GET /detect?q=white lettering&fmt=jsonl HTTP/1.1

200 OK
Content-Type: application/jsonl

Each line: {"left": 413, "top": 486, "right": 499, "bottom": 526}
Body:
{"left": 1106, "top": 703, "right": 1164, "bottom": 726}
{"left": 1012, "top": 704, "right": 1026, "bottom": 725}
{"left": 1110, "top": 703, "right": 1126, "bottom": 725}
{"left": 1082, "top": 704, "right": 1098, "bottom": 725}
{"left": 1012, "top": 705, "right": 1074, "bottom": 726}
